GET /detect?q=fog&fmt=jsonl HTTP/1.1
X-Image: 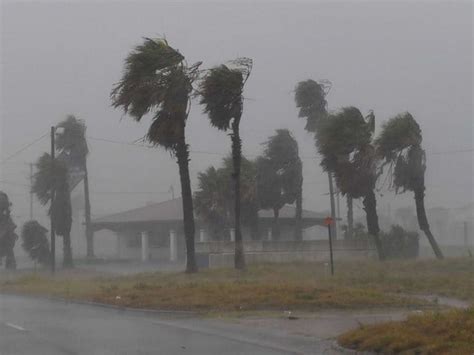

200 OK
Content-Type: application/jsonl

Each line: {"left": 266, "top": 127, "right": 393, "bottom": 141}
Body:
{"left": 1, "top": 1, "right": 472, "bottom": 235}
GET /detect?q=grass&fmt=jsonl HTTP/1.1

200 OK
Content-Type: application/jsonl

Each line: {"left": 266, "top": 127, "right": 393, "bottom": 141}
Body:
{"left": 338, "top": 307, "right": 474, "bottom": 354}
{"left": 0, "top": 258, "right": 472, "bottom": 312}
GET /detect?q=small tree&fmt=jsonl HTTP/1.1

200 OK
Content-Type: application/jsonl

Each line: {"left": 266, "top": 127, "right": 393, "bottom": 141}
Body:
{"left": 257, "top": 129, "right": 303, "bottom": 240}
{"left": 199, "top": 58, "right": 252, "bottom": 270}
{"left": 194, "top": 156, "right": 258, "bottom": 240}
{"left": 0, "top": 191, "right": 18, "bottom": 269}
{"left": 21, "top": 221, "right": 50, "bottom": 266}
{"left": 375, "top": 112, "right": 443, "bottom": 259}
{"left": 33, "top": 153, "right": 73, "bottom": 267}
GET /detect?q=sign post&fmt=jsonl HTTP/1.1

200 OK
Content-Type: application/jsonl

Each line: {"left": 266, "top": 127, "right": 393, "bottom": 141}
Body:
{"left": 324, "top": 216, "right": 334, "bottom": 276}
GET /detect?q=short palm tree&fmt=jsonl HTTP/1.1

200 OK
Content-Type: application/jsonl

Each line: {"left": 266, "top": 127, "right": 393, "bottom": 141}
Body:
{"left": 199, "top": 58, "right": 252, "bottom": 270}
{"left": 316, "top": 107, "right": 385, "bottom": 260}
{"left": 259, "top": 129, "right": 303, "bottom": 240}
{"left": 375, "top": 112, "right": 443, "bottom": 259}
{"left": 33, "top": 153, "right": 73, "bottom": 267}
{"left": 111, "top": 38, "right": 201, "bottom": 273}
{"left": 55, "top": 115, "right": 94, "bottom": 258}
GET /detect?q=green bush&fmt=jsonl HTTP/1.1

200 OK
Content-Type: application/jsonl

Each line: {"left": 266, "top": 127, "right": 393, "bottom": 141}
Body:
{"left": 380, "top": 225, "right": 419, "bottom": 259}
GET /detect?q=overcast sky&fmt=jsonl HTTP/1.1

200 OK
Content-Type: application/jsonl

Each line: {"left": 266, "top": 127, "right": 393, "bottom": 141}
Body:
{"left": 1, "top": 1, "right": 472, "bottom": 228}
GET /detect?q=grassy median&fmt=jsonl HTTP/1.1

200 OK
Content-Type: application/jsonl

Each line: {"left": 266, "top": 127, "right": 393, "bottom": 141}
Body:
{"left": 338, "top": 307, "right": 474, "bottom": 354}
{"left": 0, "top": 258, "right": 472, "bottom": 312}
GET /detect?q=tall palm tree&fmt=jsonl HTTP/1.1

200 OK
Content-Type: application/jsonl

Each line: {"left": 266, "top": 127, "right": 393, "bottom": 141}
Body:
{"left": 111, "top": 38, "right": 200, "bottom": 273}
{"left": 294, "top": 79, "right": 339, "bottom": 239}
{"left": 33, "top": 153, "right": 73, "bottom": 267}
{"left": 375, "top": 112, "right": 443, "bottom": 259}
{"left": 199, "top": 58, "right": 252, "bottom": 270}
{"left": 55, "top": 115, "right": 94, "bottom": 258}
{"left": 316, "top": 107, "right": 385, "bottom": 260}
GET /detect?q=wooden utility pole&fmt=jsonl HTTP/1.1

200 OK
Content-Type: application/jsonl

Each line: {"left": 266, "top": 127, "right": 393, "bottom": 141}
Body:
{"left": 325, "top": 216, "right": 334, "bottom": 276}
{"left": 328, "top": 173, "right": 337, "bottom": 239}
{"left": 29, "top": 163, "right": 33, "bottom": 220}
{"left": 50, "top": 126, "right": 56, "bottom": 274}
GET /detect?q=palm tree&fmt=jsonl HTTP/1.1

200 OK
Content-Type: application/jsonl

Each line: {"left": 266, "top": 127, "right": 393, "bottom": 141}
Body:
{"left": 199, "top": 58, "right": 252, "bottom": 270}
{"left": 258, "top": 129, "right": 303, "bottom": 240}
{"left": 294, "top": 79, "right": 339, "bottom": 239}
{"left": 194, "top": 156, "right": 258, "bottom": 240}
{"left": 33, "top": 153, "right": 73, "bottom": 267}
{"left": 375, "top": 112, "right": 443, "bottom": 259}
{"left": 316, "top": 107, "right": 385, "bottom": 260}
{"left": 0, "top": 191, "right": 18, "bottom": 269}
{"left": 111, "top": 38, "right": 201, "bottom": 273}
{"left": 55, "top": 115, "right": 94, "bottom": 258}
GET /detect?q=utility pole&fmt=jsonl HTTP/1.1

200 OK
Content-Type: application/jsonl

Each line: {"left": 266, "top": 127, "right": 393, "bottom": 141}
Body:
{"left": 29, "top": 163, "right": 33, "bottom": 220}
{"left": 50, "top": 126, "right": 56, "bottom": 274}
{"left": 328, "top": 172, "right": 337, "bottom": 239}
{"left": 324, "top": 216, "right": 334, "bottom": 276}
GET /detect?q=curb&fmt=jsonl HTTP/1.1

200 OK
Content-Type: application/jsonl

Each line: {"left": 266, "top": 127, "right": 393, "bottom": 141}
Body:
{"left": 332, "top": 341, "right": 375, "bottom": 355}
{"left": 0, "top": 291, "right": 199, "bottom": 317}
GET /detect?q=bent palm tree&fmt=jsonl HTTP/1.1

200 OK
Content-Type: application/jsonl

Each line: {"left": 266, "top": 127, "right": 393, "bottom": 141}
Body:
{"left": 111, "top": 38, "right": 200, "bottom": 273}
{"left": 294, "top": 79, "right": 339, "bottom": 239}
{"left": 55, "top": 115, "right": 94, "bottom": 258}
{"left": 199, "top": 58, "right": 252, "bottom": 270}
{"left": 316, "top": 107, "right": 385, "bottom": 260}
{"left": 33, "top": 153, "right": 73, "bottom": 267}
{"left": 375, "top": 112, "right": 443, "bottom": 259}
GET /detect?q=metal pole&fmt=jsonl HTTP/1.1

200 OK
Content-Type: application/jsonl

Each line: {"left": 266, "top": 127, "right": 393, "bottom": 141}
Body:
{"left": 327, "top": 222, "right": 334, "bottom": 276}
{"left": 29, "top": 163, "right": 33, "bottom": 220}
{"left": 50, "top": 126, "right": 56, "bottom": 274}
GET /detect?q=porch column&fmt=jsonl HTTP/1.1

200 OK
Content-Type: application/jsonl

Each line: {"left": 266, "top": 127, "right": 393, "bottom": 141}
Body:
{"left": 169, "top": 229, "right": 178, "bottom": 262}
{"left": 267, "top": 227, "right": 272, "bottom": 241}
{"left": 199, "top": 229, "right": 206, "bottom": 242}
{"left": 141, "top": 231, "right": 149, "bottom": 262}
{"left": 116, "top": 233, "right": 122, "bottom": 258}
{"left": 230, "top": 228, "right": 235, "bottom": 242}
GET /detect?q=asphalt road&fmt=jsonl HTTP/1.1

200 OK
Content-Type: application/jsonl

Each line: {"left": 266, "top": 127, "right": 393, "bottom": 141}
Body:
{"left": 0, "top": 294, "right": 330, "bottom": 355}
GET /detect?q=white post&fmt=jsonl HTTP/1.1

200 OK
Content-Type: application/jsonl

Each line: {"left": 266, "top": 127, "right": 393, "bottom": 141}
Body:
{"left": 230, "top": 228, "right": 235, "bottom": 242}
{"left": 141, "top": 231, "right": 149, "bottom": 262}
{"left": 267, "top": 227, "right": 272, "bottom": 241}
{"left": 170, "top": 229, "right": 178, "bottom": 262}
{"left": 199, "top": 229, "right": 206, "bottom": 242}
{"left": 116, "top": 233, "right": 122, "bottom": 258}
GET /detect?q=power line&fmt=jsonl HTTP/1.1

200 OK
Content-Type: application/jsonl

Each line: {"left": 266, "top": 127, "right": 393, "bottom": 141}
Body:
{"left": 87, "top": 135, "right": 473, "bottom": 159}
{"left": 1, "top": 133, "right": 48, "bottom": 164}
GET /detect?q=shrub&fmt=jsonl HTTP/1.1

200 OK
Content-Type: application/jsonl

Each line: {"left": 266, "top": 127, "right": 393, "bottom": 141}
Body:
{"left": 21, "top": 220, "right": 50, "bottom": 266}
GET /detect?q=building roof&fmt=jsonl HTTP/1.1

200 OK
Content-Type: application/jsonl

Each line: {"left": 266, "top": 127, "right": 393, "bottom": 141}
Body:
{"left": 91, "top": 198, "right": 327, "bottom": 229}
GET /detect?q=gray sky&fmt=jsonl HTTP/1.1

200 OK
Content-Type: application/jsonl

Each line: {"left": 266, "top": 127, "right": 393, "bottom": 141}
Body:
{"left": 1, "top": 1, "right": 472, "bottom": 228}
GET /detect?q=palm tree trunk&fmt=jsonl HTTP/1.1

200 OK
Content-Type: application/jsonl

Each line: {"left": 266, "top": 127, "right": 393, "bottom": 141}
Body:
{"left": 347, "top": 196, "right": 354, "bottom": 239}
{"left": 62, "top": 233, "right": 73, "bottom": 268}
{"left": 273, "top": 207, "right": 280, "bottom": 240}
{"left": 294, "top": 177, "right": 303, "bottom": 241}
{"left": 414, "top": 187, "right": 443, "bottom": 259}
{"left": 231, "top": 119, "right": 245, "bottom": 270}
{"left": 176, "top": 139, "right": 198, "bottom": 273}
{"left": 83, "top": 164, "right": 94, "bottom": 258}
{"left": 363, "top": 190, "right": 385, "bottom": 260}
{"left": 328, "top": 172, "right": 337, "bottom": 239}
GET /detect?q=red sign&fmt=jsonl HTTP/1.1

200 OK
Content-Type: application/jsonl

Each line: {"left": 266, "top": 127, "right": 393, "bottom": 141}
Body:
{"left": 324, "top": 217, "right": 334, "bottom": 226}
